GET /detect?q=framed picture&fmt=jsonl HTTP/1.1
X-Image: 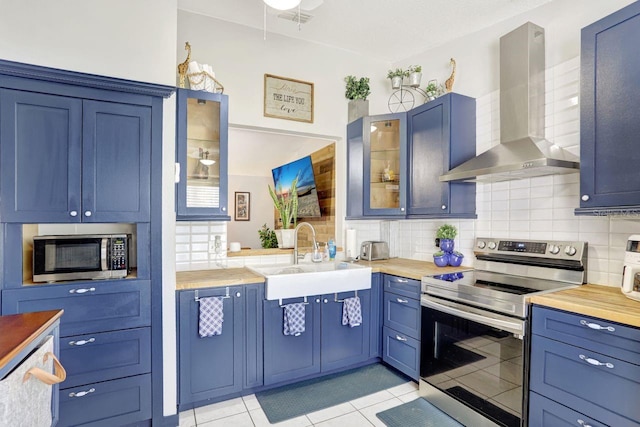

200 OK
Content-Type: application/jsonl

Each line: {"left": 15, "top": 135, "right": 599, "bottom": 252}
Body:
{"left": 234, "top": 192, "right": 250, "bottom": 221}
{"left": 264, "top": 74, "right": 314, "bottom": 123}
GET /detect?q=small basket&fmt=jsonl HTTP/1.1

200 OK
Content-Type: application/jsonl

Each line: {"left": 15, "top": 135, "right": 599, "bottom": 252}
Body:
{"left": 187, "top": 71, "right": 224, "bottom": 93}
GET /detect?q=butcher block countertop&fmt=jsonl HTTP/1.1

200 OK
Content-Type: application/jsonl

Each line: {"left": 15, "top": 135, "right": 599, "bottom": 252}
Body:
{"left": 529, "top": 284, "right": 640, "bottom": 328}
{"left": 175, "top": 258, "right": 470, "bottom": 290}
{"left": 0, "top": 309, "right": 63, "bottom": 373}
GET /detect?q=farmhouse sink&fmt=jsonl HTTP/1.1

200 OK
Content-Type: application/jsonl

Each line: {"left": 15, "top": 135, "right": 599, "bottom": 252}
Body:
{"left": 248, "top": 261, "right": 372, "bottom": 300}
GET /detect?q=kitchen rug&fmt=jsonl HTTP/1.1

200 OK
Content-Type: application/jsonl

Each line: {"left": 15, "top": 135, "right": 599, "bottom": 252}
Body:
{"left": 255, "top": 363, "right": 408, "bottom": 424}
{"left": 376, "top": 398, "right": 464, "bottom": 427}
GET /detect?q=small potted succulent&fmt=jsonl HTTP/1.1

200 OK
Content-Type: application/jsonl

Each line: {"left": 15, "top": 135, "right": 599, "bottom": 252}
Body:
{"left": 433, "top": 251, "right": 449, "bottom": 267}
{"left": 425, "top": 80, "right": 441, "bottom": 100}
{"left": 407, "top": 65, "right": 422, "bottom": 88}
{"left": 436, "top": 224, "right": 457, "bottom": 253}
{"left": 448, "top": 251, "right": 464, "bottom": 267}
{"left": 387, "top": 68, "right": 408, "bottom": 89}
{"left": 344, "top": 75, "right": 371, "bottom": 122}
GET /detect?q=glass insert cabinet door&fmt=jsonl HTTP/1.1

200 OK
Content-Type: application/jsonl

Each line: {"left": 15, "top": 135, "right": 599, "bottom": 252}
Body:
{"left": 176, "top": 89, "right": 230, "bottom": 220}
{"left": 363, "top": 113, "right": 407, "bottom": 216}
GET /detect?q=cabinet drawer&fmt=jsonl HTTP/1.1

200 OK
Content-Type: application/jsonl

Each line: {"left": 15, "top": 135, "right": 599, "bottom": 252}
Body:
{"left": 58, "top": 374, "right": 151, "bottom": 427}
{"left": 532, "top": 306, "right": 640, "bottom": 363}
{"left": 530, "top": 334, "right": 640, "bottom": 426}
{"left": 383, "top": 275, "right": 420, "bottom": 299}
{"left": 60, "top": 327, "right": 151, "bottom": 388}
{"left": 2, "top": 280, "right": 151, "bottom": 336}
{"left": 382, "top": 326, "right": 419, "bottom": 380}
{"left": 383, "top": 292, "right": 420, "bottom": 339}
{"left": 529, "top": 392, "right": 608, "bottom": 427}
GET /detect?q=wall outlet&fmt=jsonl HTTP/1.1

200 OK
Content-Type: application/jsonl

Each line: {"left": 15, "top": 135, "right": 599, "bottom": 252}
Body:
{"left": 208, "top": 239, "right": 217, "bottom": 254}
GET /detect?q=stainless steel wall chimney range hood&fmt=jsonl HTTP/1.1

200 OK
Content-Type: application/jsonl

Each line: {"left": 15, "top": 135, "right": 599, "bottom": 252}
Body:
{"left": 439, "top": 22, "right": 579, "bottom": 183}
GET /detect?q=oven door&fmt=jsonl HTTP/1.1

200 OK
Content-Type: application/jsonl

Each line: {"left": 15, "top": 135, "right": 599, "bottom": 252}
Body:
{"left": 420, "top": 295, "right": 525, "bottom": 427}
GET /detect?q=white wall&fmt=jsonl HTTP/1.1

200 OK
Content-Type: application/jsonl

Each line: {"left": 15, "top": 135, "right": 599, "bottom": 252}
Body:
{"left": 228, "top": 175, "right": 273, "bottom": 249}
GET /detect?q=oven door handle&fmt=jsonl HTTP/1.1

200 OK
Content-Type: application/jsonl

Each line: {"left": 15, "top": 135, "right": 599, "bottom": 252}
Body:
{"left": 421, "top": 295, "right": 525, "bottom": 337}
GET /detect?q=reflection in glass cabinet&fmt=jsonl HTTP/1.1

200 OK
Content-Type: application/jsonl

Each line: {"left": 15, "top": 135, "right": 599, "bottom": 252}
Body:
{"left": 369, "top": 119, "right": 401, "bottom": 210}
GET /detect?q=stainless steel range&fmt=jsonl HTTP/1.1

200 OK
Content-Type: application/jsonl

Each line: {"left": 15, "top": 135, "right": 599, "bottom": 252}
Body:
{"left": 419, "top": 238, "right": 587, "bottom": 427}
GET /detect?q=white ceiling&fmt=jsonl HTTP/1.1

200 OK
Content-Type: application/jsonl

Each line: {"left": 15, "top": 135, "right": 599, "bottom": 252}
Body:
{"left": 177, "top": 0, "right": 553, "bottom": 62}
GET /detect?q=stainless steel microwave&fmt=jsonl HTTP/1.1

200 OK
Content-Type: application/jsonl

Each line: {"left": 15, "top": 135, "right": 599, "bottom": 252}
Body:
{"left": 33, "top": 234, "right": 130, "bottom": 283}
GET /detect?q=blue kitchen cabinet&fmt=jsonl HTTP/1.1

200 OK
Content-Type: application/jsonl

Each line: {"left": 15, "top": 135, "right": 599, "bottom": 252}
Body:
{"left": 178, "top": 286, "right": 244, "bottom": 407}
{"left": 244, "top": 283, "right": 265, "bottom": 389}
{"left": 529, "top": 306, "right": 640, "bottom": 426}
{"left": 407, "top": 93, "right": 476, "bottom": 218}
{"left": 369, "top": 273, "right": 383, "bottom": 359}
{"left": 176, "top": 88, "right": 230, "bottom": 221}
{"left": 0, "top": 89, "right": 151, "bottom": 223}
{"left": 577, "top": 1, "right": 640, "bottom": 214}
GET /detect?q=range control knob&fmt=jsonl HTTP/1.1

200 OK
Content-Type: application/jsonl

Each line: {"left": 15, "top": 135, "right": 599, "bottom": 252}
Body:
{"left": 488, "top": 241, "right": 497, "bottom": 250}
{"left": 477, "top": 241, "right": 486, "bottom": 249}
{"left": 565, "top": 246, "right": 577, "bottom": 256}
{"left": 549, "top": 245, "right": 560, "bottom": 255}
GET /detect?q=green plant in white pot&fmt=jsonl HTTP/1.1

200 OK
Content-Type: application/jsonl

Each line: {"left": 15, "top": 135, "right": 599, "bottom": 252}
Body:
{"left": 387, "top": 68, "right": 408, "bottom": 89}
{"left": 344, "top": 75, "right": 371, "bottom": 122}
{"left": 268, "top": 176, "right": 299, "bottom": 248}
{"left": 407, "top": 65, "right": 422, "bottom": 88}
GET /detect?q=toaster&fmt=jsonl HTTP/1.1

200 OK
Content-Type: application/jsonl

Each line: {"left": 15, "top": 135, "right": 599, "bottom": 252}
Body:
{"left": 360, "top": 241, "right": 389, "bottom": 261}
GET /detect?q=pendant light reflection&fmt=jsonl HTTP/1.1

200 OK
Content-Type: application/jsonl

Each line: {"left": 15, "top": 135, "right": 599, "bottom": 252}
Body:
{"left": 264, "top": 0, "right": 302, "bottom": 10}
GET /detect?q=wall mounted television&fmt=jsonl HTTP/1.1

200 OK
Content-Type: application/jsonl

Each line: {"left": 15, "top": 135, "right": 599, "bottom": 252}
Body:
{"left": 272, "top": 155, "right": 321, "bottom": 217}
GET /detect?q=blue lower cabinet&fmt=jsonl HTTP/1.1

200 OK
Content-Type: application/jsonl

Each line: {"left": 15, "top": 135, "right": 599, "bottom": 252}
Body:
{"left": 244, "top": 284, "right": 264, "bottom": 389}
{"left": 529, "top": 392, "right": 608, "bottom": 427}
{"left": 178, "top": 286, "right": 244, "bottom": 406}
{"left": 263, "top": 296, "right": 321, "bottom": 385}
{"left": 60, "top": 327, "right": 151, "bottom": 388}
{"left": 369, "top": 273, "right": 383, "bottom": 359}
{"left": 382, "top": 326, "right": 420, "bottom": 380}
{"left": 383, "top": 291, "right": 421, "bottom": 339}
{"left": 58, "top": 374, "right": 151, "bottom": 427}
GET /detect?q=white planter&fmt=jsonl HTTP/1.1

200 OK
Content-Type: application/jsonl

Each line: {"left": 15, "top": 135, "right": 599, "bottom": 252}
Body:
{"left": 348, "top": 99, "right": 369, "bottom": 123}
{"left": 391, "top": 76, "right": 403, "bottom": 89}
{"left": 275, "top": 229, "right": 296, "bottom": 249}
{"left": 408, "top": 72, "right": 422, "bottom": 88}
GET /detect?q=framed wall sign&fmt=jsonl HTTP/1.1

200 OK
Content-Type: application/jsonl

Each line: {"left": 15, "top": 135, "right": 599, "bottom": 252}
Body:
{"left": 264, "top": 74, "right": 314, "bottom": 123}
{"left": 234, "top": 192, "right": 250, "bottom": 221}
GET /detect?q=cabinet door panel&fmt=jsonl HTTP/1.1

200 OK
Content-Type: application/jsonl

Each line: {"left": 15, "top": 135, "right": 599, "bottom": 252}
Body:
{"left": 83, "top": 100, "right": 151, "bottom": 222}
{"left": 244, "top": 284, "right": 264, "bottom": 389}
{"left": 0, "top": 89, "right": 82, "bottom": 222}
{"left": 383, "top": 292, "right": 420, "bottom": 340}
{"left": 382, "top": 326, "right": 420, "bottom": 380}
{"left": 528, "top": 392, "right": 608, "bottom": 427}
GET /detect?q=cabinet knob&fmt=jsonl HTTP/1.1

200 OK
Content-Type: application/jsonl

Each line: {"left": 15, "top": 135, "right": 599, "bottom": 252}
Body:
{"left": 441, "top": 204, "right": 447, "bottom": 210}
{"left": 84, "top": 210, "right": 92, "bottom": 217}
{"left": 70, "top": 210, "right": 78, "bottom": 217}
{"left": 323, "top": 299, "right": 329, "bottom": 304}
{"left": 581, "top": 195, "right": 590, "bottom": 201}
{"left": 395, "top": 335, "right": 407, "bottom": 342}
{"left": 222, "top": 207, "right": 226, "bottom": 212}
{"left": 316, "top": 299, "right": 321, "bottom": 303}
{"left": 400, "top": 207, "right": 405, "bottom": 212}
{"left": 235, "top": 292, "right": 241, "bottom": 298}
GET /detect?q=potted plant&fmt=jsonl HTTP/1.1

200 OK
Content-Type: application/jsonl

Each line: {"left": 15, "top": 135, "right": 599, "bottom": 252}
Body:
{"left": 436, "top": 224, "right": 457, "bottom": 253}
{"left": 344, "top": 75, "right": 371, "bottom": 122}
{"left": 433, "top": 251, "right": 449, "bottom": 267}
{"left": 258, "top": 224, "right": 278, "bottom": 249}
{"left": 407, "top": 65, "right": 422, "bottom": 88}
{"left": 448, "top": 251, "right": 464, "bottom": 267}
{"left": 425, "top": 79, "right": 441, "bottom": 100}
{"left": 268, "top": 176, "right": 299, "bottom": 248}
{"left": 387, "top": 68, "right": 408, "bottom": 89}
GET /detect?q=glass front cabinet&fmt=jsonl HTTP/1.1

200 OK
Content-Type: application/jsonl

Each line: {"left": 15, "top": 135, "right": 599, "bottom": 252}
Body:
{"left": 176, "top": 89, "right": 230, "bottom": 220}
{"left": 347, "top": 113, "right": 407, "bottom": 218}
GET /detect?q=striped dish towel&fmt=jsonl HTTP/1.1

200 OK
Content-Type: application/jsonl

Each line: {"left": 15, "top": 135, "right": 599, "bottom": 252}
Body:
{"left": 199, "top": 296, "right": 224, "bottom": 337}
{"left": 342, "top": 296, "right": 362, "bottom": 328}
{"left": 283, "top": 303, "right": 306, "bottom": 336}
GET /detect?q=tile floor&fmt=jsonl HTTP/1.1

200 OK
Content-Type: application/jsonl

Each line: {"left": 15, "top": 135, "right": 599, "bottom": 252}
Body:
{"left": 179, "top": 381, "right": 421, "bottom": 427}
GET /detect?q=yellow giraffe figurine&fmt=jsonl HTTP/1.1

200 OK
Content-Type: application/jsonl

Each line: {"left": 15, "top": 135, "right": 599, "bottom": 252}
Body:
{"left": 177, "top": 42, "right": 191, "bottom": 88}
{"left": 445, "top": 58, "right": 456, "bottom": 93}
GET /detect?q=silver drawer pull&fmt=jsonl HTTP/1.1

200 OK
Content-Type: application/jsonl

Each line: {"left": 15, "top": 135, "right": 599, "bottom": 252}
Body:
{"left": 69, "top": 388, "right": 95, "bottom": 398}
{"left": 579, "top": 354, "right": 614, "bottom": 369}
{"left": 396, "top": 279, "right": 409, "bottom": 283}
{"left": 577, "top": 420, "right": 593, "bottom": 427}
{"left": 580, "top": 320, "right": 615, "bottom": 332}
{"left": 69, "top": 338, "right": 95, "bottom": 346}
{"left": 396, "top": 298, "right": 409, "bottom": 304}
{"left": 69, "top": 287, "right": 96, "bottom": 294}
{"left": 395, "top": 335, "right": 407, "bottom": 342}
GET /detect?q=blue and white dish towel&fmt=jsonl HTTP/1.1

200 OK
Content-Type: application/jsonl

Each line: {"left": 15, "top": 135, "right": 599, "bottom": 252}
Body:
{"left": 199, "top": 296, "right": 224, "bottom": 338}
{"left": 283, "top": 303, "right": 306, "bottom": 336}
{"left": 342, "top": 296, "right": 362, "bottom": 327}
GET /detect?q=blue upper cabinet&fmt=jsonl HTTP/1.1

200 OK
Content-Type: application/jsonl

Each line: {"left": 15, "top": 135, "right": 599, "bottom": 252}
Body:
{"left": 407, "top": 93, "right": 476, "bottom": 218}
{"left": 578, "top": 1, "right": 640, "bottom": 214}
{"left": 0, "top": 90, "right": 151, "bottom": 223}
{"left": 176, "top": 89, "right": 230, "bottom": 221}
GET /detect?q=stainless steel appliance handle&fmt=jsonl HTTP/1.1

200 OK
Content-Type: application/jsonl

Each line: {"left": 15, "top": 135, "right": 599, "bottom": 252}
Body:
{"left": 101, "top": 238, "right": 108, "bottom": 271}
{"left": 421, "top": 295, "right": 524, "bottom": 337}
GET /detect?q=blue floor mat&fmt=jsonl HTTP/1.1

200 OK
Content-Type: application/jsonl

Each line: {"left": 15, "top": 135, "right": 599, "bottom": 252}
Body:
{"left": 376, "top": 398, "right": 464, "bottom": 427}
{"left": 255, "top": 363, "right": 408, "bottom": 424}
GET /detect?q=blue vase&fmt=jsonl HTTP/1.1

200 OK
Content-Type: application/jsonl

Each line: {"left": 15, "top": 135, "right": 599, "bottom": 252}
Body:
{"left": 448, "top": 252, "right": 464, "bottom": 267}
{"left": 433, "top": 253, "right": 449, "bottom": 267}
{"left": 440, "top": 238, "right": 454, "bottom": 253}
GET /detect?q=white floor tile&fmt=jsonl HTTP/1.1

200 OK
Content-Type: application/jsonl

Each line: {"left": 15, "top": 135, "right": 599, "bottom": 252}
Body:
{"left": 179, "top": 409, "right": 196, "bottom": 427}
{"left": 242, "top": 393, "right": 261, "bottom": 411}
{"left": 349, "top": 389, "right": 395, "bottom": 410}
{"left": 314, "top": 411, "right": 375, "bottom": 427}
{"left": 397, "top": 389, "right": 422, "bottom": 403}
{"left": 249, "top": 407, "right": 312, "bottom": 427}
{"left": 386, "top": 381, "right": 418, "bottom": 397}
{"left": 357, "top": 397, "right": 404, "bottom": 427}
{"left": 306, "top": 402, "right": 356, "bottom": 424}
{"left": 194, "top": 397, "right": 247, "bottom": 424}
{"left": 198, "top": 411, "right": 255, "bottom": 427}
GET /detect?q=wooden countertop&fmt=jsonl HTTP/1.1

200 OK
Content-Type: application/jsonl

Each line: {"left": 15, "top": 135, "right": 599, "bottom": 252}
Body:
{"left": 175, "top": 258, "right": 471, "bottom": 290}
{"left": 0, "top": 310, "right": 64, "bottom": 372}
{"left": 529, "top": 284, "right": 640, "bottom": 328}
